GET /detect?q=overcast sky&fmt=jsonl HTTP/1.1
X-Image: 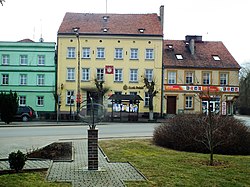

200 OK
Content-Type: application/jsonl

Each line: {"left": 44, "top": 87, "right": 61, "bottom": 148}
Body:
{"left": 0, "top": 0, "right": 249, "bottom": 65}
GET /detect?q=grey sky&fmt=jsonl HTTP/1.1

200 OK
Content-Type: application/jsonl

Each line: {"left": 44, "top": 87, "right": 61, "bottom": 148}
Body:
{"left": 0, "top": 0, "right": 249, "bottom": 64}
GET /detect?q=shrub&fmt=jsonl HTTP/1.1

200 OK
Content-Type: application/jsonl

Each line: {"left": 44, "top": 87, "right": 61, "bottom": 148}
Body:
{"left": 8, "top": 150, "right": 27, "bottom": 172}
{"left": 153, "top": 114, "right": 250, "bottom": 155}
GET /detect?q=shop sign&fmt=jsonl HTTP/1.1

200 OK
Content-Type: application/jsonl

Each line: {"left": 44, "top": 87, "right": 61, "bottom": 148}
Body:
{"left": 222, "top": 101, "right": 227, "bottom": 115}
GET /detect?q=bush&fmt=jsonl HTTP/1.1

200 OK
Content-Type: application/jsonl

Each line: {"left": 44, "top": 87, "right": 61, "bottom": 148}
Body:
{"left": 8, "top": 150, "right": 27, "bottom": 172}
{"left": 153, "top": 114, "right": 250, "bottom": 155}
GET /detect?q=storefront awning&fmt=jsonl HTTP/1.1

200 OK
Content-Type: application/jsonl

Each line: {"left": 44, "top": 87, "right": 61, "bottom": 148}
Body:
{"left": 108, "top": 94, "right": 143, "bottom": 101}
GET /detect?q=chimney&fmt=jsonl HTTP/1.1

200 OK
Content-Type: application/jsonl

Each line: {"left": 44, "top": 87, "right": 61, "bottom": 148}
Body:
{"left": 159, "top": 5, "right": 164, "bottom": 30}
{"left": 189, "top": 39, "right": 195, "bottom": 55}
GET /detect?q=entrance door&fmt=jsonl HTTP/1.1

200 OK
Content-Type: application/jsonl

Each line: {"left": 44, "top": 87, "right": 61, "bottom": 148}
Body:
{"left": 167, "top": 96, "right": 176, "bottom": 114}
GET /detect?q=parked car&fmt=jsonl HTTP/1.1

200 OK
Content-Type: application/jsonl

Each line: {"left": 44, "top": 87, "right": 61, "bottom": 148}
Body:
{"left": 14, "top": 106, "right": 36, "bottom": 122}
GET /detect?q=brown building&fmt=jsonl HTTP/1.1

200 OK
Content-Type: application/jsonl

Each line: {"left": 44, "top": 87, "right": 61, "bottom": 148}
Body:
{"left": 163, "top": 35, "right": 240, "bottom": 116}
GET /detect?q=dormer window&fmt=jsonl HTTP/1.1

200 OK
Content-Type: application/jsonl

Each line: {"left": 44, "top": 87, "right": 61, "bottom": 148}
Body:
{"left": 103, "top": 16, "right": 109, "bottom": 21}
{"left": 212, "top": 55, "right": 221, "bottom": 61}
{"left": 138, "top": 28, "right": 145, "bottom": 33}
{"left": 175, "top": 54, "right": 183, "bottom": 60}
{"left": 102, "top": 28, "right": 109, "bottom": 32}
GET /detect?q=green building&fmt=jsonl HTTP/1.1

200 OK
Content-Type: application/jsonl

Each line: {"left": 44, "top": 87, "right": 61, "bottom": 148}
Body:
{"left": 0, "top": 39, "right": 56, "bottom": 116}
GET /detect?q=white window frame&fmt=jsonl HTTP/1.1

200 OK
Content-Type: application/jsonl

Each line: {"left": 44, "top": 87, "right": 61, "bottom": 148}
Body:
{"left": 37, "top": 96, "right": 44, "bottom": 106}
{"left": 114, "top": 69, "right": 123, "bottom": 82}
{"left": 186, "top": 72, "right": 194, "bottom": 84}
{"left": 130, "top": 69, "right": 138, "bottom": 82}
{"left": 82, "top": 47, "right": 90, "bottom": 59}
{"left": 82, "top": 68, "right": 90, "bottom": 81}
{"left": 168, "top": 71, "right": 176, "bottom": 84}
{"left": 145, "top": 49, "right": 154, "bottom": 60}
{"left": 67, "top": 47, "right": 76, "bottom": 58}
{"left": 96, "top": 68, "right": 104, "bottom": 81}
{"left": 67, "top": 68, "right": 75, "bottom": 81}
{"left": 144, "top": 92, "right": 150, "bottom": 107}
{"left": 2, "top": 74, "right": 9, "bottom": 85}
{"left": 203, "top": 72, "right": 211, "bottom": 85}
{"left": 114, "top": 48, "right": 123, "bottom": 59}
{"left": 130, "top": 48, "right": 138, "bottom": 59}
{"left": 38, "top": 55, "right": 45, "bottom": 65}
{"left": 20, "top": 74, "right": 27, "bottom": 85}
{"left": 19, "top": 96, "right": 26, "bottom": 106}
{"left": 97, "top": 47, "right": 105, "bottom": 59}
{"left": 220, "top": 73, "right": 228, "bottom": 86}
{"left": 37, "top": 74, "right": 45, "bottom": 86}
{"left": 145, "top": 69, "right": 153, "bottom": 82}
{"left": 185, "top": 96, "right": 193, "bottom": 109}
{"left": 66, "top": 90, "right": 75, "bottom": 105}
{"left": 20, "top": 55, "right": 28, "bottom": 65}
{"left": 2, "top": 54, "right": 9, "bottom": 65}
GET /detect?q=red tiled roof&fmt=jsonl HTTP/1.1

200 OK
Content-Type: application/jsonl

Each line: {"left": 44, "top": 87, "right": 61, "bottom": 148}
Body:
{"left": 58, "top": 12, "right": 163, "bottom": 36}
{"left": 163, "top": 39, "right": 240, "bottom": 69}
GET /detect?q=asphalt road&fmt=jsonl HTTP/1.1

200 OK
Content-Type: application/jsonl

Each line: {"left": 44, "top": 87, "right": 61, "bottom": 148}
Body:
{"left": 0, "top": 122, "right": 159, "bottom": 157}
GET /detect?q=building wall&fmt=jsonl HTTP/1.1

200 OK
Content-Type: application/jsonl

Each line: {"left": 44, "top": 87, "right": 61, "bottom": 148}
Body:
{"left": 57, "top": 35, "right": 163, "bottom": 114}
{"left": 163, "top": 68, "right": 239, "bottom": 115}
{"left": 0, "top": 41, "right": 56, "bottom": 114}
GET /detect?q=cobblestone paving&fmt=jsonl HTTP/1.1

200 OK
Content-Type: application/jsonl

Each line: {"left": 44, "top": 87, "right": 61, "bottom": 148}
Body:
{"left": 47, "top": 140, "right": 146, "bottom": 187}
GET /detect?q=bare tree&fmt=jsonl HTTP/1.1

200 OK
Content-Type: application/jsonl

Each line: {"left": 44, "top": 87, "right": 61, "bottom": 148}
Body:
{"left": 143, "top": 77, "right": 158, "bottom": 121}
{"left": 0, "top": 0, "right": 5, "bottom": 6}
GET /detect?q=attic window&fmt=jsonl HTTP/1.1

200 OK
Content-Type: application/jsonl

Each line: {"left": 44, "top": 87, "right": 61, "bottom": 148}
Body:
{"left": 175, "top": 54, "right": 183, "bottom": 60}
{"left": 212, "top": 55, "right": 221, "bottom": 61}
{"left": 102, "top": 28, "right": 109, "bottom": 32}
{"left": 138, "top": 28, "right": 145, "bottom": 33}
{"left": 103, "top": 16, "right": 109, "bottom": 21}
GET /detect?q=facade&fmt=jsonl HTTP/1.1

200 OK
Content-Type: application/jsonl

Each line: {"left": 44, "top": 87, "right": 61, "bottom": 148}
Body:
{"left": 163, "top": 35, "right": 240, "bottom": 116}
{"left": 0, "top": 39, "right": 56, "bottom": 115}
{"left": 57, "top": 9, "right": 164, "bottom": 117}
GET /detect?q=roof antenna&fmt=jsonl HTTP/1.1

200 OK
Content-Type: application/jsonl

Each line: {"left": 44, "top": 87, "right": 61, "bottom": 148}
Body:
{"left": 39, "top": 19, "right": 44, "bottom": 42}
{"left": 105, "top": 0, "right": 108, "bottom": 14}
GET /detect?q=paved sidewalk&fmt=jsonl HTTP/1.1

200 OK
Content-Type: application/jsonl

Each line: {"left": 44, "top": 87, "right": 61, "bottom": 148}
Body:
{"left": 0, "top": 140, "right": 146, "bottom": 187}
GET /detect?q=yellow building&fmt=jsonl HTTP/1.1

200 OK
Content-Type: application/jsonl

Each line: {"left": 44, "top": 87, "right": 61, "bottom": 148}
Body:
{"left": 57, "top": 8, "right": 164, "bottom": 119}
{"left": 163, "top": 35, "right": 240, "bottom": 116}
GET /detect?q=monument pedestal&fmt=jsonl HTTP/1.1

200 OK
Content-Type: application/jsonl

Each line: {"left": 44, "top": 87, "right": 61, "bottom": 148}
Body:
{"left": 88, "top": 128, "right": 98, "bottom": 170}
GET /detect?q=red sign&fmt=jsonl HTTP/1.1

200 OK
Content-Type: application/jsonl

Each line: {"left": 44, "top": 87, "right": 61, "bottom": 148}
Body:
{"left": 105, "top": 65, "right": 114, "bottom": 74}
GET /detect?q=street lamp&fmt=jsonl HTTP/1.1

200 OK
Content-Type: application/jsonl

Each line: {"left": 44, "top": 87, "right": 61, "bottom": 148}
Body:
{"left": 73, "top": 27, "right": 81, "bottom": 115}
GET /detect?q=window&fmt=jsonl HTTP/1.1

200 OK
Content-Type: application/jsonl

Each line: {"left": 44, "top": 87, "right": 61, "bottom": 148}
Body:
{"left": 20, "top": 55, "right": 28, "bottom": 65}
{"left": 168, "top": 71, "right": 176, "bottom": 84}
{"left": 130, "top": 48, "right": 138, "bottom": 59}
{"left": 97, "top": 47, "right": 105, "bottom": 59}
{"left": 19, "top": 96, "right": 26, "bottom": 106}
{"left": 212, "top": 55, "right": 220, "bottom": 61}
{"left": 114, "top": 69, "right": 123, "bottom": 82}
{"left": 82, "top": 68, "right": 90, "bottom": 81}
{"left": 67, "top": 47, "right": 75, "bottom": 58}
{"left": 66, "top": 90, "right": 74, "bottom": 105}
{"left": 82, "top": 48, "right": 90, "bottom": 58}
{"left": 145, "top": 49, "right": 154, "bottom": 60}
{"left": 20, "top": 74, "right": 27, "bottom": 85}
{"left": 115, "top": 48, "right": 123, "bottom": 59}
{"left": 38, "top": 55, "right": 45, "bottom": 65}
{"left": 220, "top": 73, "right": 228, "bottom": 85}
{"left": 96, "top": 68, "right": 104, "bottom": 81}
{"left": 185, "top": 96, "right": 193, "bottom": 109}
{"left": 203, "top": 72, "right": 211, "bottom": 85}
{"left": 144, "top": 92, "right": 150, "bottom": 107}
{"left": 37, "top": 96, "right": 44, "bottom": 106}
{"left": 37, "top": 74, "right": 45, "bottom": 85}
{"left": 2, "top": 54, "right": 9, "bottom": 65}
{"left": 186, "top": 72, "right": 194, "bottom": 84}
{"left": 67, "top": 68, "right": 75, "bottom": 81}
{"left": 130, "top": 69, "right": 138, "bottom": 82}
{"left": 2, "top": 74, "right": 9, "bottom": 85}
{"left": 175, "top": 54, "right": 183, "bottom": 60}
{"left": 145, "top": 69, "right": 153, "bottom": 82}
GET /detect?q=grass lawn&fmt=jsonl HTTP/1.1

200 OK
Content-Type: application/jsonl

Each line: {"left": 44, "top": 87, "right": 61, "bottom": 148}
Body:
{"left": 99, "top": 139, "right": 250, "bottom": 187}
{"left": 0, "top": 171, "right": 70, "bottom": 187}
